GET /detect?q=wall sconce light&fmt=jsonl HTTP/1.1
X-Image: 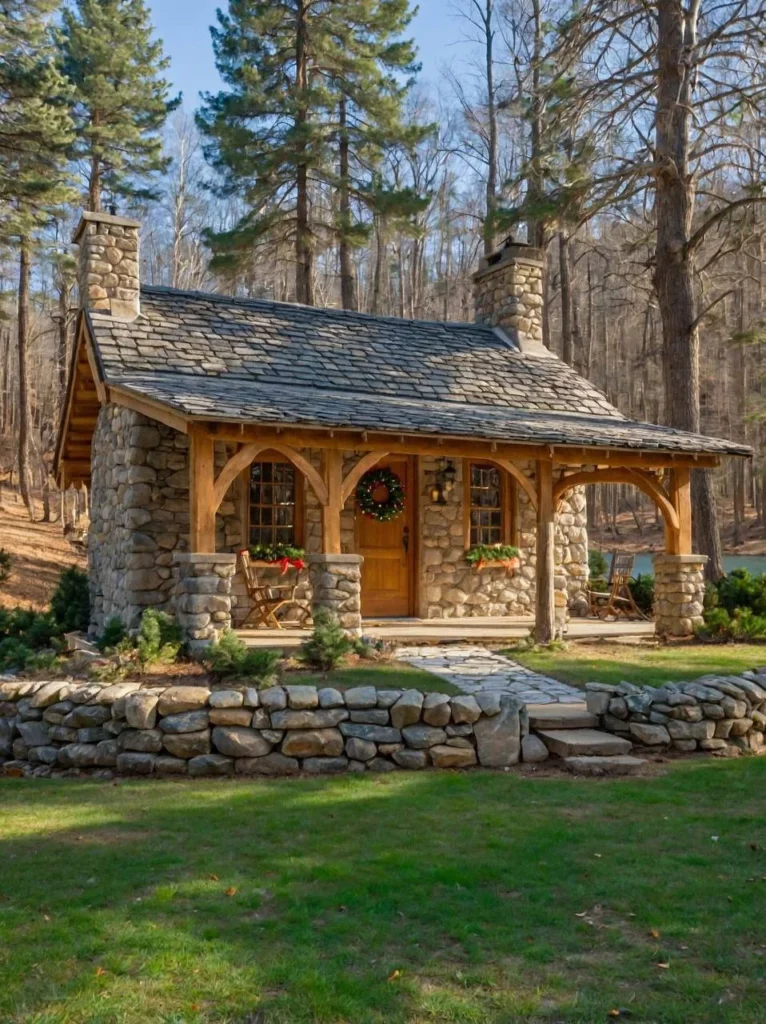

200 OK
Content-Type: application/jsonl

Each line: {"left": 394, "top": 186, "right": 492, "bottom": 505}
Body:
{"left": 430, "top": 458, "right": 457, "bottom": 505}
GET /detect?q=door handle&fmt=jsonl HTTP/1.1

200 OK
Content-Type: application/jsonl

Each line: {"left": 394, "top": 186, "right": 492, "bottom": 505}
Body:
{"left": 402, "top": 526, "right": 410, "bottom": 554}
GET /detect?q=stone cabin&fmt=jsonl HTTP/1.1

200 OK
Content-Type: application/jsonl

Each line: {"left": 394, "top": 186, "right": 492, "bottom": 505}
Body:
{"left": 54, "top": 211, "right": 748, "bottom": 649}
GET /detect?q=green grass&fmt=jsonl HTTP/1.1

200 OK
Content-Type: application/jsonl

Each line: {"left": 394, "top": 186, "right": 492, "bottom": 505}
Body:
{"left": 287, "top": 661, "right": 462, "bottom": 695}
{"left": 508, "top": 641, "right": 766, "bottom": 689}
{"left": 1, "top": 761, "right": 766, "bottom": 1023}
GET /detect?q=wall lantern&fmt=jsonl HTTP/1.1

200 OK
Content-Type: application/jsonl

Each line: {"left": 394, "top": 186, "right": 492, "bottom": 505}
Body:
{"left": 430, "top": 458, "right": 457, "bottom": 505}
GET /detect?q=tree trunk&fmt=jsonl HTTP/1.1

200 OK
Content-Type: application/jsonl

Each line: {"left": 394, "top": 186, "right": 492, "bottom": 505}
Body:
{"left": 338, "top": 96, "right": 357, "bottom": 310}
{"left": 294, "top": 0, "right": 314, "bottom": 306}
{"left": 17, "top": 237, "right": 33, "bottom": 518}
{"left": 88, "top": 113, "right": 101, "bottom": 212}
{"left": 372, "top": 215, "right": 384, "bottom": 314}
{"left": 558, "top": 230, "right": 573, "bottom": 365}
{"left": 653, "top": 0, "right": 722, "bottom": 579}
{"left": 483, "top": 0, "right": 497, "bottom": 255}
{"left": 527, "top": 0, "right": 545, "bottom": 249}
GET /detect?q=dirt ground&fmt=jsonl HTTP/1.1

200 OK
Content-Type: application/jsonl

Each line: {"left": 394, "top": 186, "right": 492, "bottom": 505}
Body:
{"left": 593, "top": 506, "right": 766, "bottom": 555}
{"left": 0, "top": 493, "right": 87, "bottom": 610}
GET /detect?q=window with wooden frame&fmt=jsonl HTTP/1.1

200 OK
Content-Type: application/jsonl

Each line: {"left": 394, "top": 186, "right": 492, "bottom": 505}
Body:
{"left": 465, "top": 462, "right": 517, "bottom": 547}
{"left": 247, "top": 458, "right": 304, "bottom": 548}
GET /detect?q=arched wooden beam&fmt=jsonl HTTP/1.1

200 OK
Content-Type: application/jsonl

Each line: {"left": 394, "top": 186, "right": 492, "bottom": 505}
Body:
{"left": 340, "top": 451, "right": 390, "bottom": 505}
{"left": 212, "top": 441, "right": 329, "bottom": 512}
{"left": 553, "top": 468, "right": 679, "bottom": 532}
{"left": 487, "top": 457, "right": 538, "bottom": 509}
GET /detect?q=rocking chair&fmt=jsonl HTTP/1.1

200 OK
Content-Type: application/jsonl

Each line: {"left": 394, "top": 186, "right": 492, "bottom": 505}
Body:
{"left": 588, "top": 552, "right": 649, "bottom": 621}
{"left": 238, "top": 550, "right": 301, "bottom": 630}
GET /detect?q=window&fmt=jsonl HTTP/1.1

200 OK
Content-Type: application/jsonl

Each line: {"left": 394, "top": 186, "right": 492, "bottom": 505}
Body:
{"left": 467, "top": 463, "right": 508, "bottom": 546}
{"left": 248, "top": 460, "right": 301, "bottom": 548}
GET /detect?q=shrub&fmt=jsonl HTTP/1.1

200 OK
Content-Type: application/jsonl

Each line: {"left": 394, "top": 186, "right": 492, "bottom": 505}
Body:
{"left": 589, "top": 549, "right": 609, "bottom": 579}
{"left": 0, "top": 548, "right": 11, "bottom": 586}
{"left": 205, "top": 629, "right": 280, "bottom": 682}
{"left": 0, "top": 607, "right": 58, "bottom": 650}
{"left": 50, "top": 566, "right": 90, "bottom": 633}
{"left": 628, "top": 573, "right": 654, "bottom": 615}
{"left": 700, "top": 569, "right": 766, "bottom": 642}
{"left": 299, "top": 609, "right": 353, "bottom": 672}
{"left": 0, "top": 637, "right": 34, "bottom": 672}
{"left": 714, "top": 568, "right": 766, "bottom": 618}
{"left": 136, "top": 609, "right": 183, "bottom": 668}
{"left": 97, "top": 617, "right": 128, "bottom": 652}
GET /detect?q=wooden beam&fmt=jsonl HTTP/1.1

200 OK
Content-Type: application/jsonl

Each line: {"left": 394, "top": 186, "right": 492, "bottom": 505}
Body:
{"left": 487, "top": 456, "right": 538, "bottom": 509}
{"left": 554, "top": 468, "right": 680, "bottom": 535}
{"left": 321, "top": 449, "right": 343, "bottom": 554}
{"left": 199, "top": 420, "right": 723, "bottom": 470}
{"left": 667, "top": 467, "right": 692, "bottom": 555}
{"left": 109, "top": 386, "right": 190, "bottom": 435}
{"left": 189, "top": 428, "right": 216, "bottom": 552}
{"left": 340, "top": 451, "right": 388, "bottom": 505}
{"left": 535, "top": 460, "right": 556, "bottom": 645}
{"left": 212, "top": 441, "right": 329, "bottom": 512}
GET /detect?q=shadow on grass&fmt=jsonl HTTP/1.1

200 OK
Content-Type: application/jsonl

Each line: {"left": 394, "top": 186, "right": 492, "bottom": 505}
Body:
{"left": 1, "top": 760, "right": 765, "bottom": 1023}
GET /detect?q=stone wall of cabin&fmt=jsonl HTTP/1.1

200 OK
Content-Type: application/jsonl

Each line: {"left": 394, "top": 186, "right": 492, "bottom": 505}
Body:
{"left": 88, "top": 406, "right": 589, "bottom": 633}
{"left": 88, "top": 405, "right": 241, "bottom": 634}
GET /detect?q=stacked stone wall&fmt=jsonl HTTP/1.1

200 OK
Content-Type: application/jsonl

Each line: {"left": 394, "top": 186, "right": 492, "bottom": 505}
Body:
{"left": 587, "top": 672, "right": 766, "bottom": 756}
{"left": 88, "top": 405, "right": 240, "bottom": 635}
{"left": 0, "top": 679, "right": 527, "bottom": 778}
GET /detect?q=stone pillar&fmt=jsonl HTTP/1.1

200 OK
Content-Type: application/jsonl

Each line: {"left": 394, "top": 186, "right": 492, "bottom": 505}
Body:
{"left": 308, "top": 554, "right": 363, "bottom": 636}
{"left": 653, "top": 554, "right": 708, "bottom": 637}
{"left": 72, "top": 211, "right": 141, "bottom": 319}
{"left": 472, "top": 241, "right": 548, "bottom": 352}
{"left": 174, "top": 553, "right": 236, "bottom": 655}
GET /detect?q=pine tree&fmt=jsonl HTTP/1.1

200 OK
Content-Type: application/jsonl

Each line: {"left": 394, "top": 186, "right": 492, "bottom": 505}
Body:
{"left": 0, "top": 0, "right": 75, "bottom": 517}
{"left": 197, "top": 0, "right": 427, "bottom": 307}
{"left": 58, "top": 0, "right": 179, "bottom": 212}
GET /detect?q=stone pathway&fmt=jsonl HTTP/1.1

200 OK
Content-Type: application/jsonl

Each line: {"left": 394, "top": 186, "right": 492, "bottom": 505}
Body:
{"left": 395, "top": 645, "right": 584, "bottom": 705}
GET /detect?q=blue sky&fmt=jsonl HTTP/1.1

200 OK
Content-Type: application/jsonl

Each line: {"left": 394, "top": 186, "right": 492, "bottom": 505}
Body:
{"left": 146, "top": 0, "right": 470, "bottom": 107}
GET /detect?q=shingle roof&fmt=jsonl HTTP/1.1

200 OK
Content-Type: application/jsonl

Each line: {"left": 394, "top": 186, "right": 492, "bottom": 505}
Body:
{"left": 87, "top": 285, "right": 750, "bottom": 458}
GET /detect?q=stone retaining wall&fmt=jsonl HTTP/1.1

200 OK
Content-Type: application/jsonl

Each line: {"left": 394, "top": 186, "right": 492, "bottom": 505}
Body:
{"left": 586, "top": 672, "right": 766, "bottom": 756}
{"left": 0, "top": 679, "right": 528, "bottom": 778}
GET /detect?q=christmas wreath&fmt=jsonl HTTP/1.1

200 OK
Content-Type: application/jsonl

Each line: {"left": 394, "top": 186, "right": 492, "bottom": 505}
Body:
{"left": 356, "top": 467, "right": 405, "bottom": 522}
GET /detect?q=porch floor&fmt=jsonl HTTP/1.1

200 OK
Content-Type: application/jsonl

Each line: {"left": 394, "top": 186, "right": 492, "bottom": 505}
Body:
{"left": 238, "top": 615, "right": 655, "bottom": 649}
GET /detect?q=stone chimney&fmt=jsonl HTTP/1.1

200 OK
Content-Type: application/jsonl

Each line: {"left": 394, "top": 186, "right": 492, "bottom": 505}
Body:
{"left": 473, "top": 239, "right": 549, "bottom": 354}
{"left": 72, "top": 211, "right": 141, "bottom": 319}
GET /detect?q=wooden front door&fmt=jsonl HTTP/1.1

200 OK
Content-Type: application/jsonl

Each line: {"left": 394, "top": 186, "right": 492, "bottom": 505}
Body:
{"left": 357, "top": 456, "right": 415, "bottom": 618}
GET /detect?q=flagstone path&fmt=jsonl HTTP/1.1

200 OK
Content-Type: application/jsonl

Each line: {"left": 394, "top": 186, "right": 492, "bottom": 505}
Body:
{"left": 395, "top": 644, "right": 584, "bottom": 704}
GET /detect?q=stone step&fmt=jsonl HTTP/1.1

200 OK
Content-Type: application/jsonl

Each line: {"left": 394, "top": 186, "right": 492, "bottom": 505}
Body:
{"left": 535, "top": 728, "right": 633, "bottom": 758}
{"left": 527, "top": 703, "right": 599, "bottom": 730}
{"left": 562, "top": 755, "right": 647, "bottom": 777}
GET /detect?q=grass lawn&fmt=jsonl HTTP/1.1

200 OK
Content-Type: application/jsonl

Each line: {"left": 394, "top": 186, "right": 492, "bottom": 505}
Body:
{"left": 2, "top": 761, "right": 765, "bottom": 1023}
{"left": 287, "top": 661, "right": 462, "bottom": 695}
{"left": 509, "top": 641, "right": 766, "bottom": 689}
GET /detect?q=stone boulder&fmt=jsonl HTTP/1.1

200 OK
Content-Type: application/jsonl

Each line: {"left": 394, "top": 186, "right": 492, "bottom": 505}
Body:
{"left": 162, "top": 730, "right": 211, "bottom": 758}
{"left": 282, "top": 729, "right": 344, "bottom": 758}
{"left": 473, "top": 695, "right": 523, "bottom": 767}
{"left": 212, "top": 727, "right": 272, "bottom": 758}
{"left": 157, "top": 686, "right": 210, "bottom": 715}
{"left": 124, "top": 692, "right": 159, "bottom": 730}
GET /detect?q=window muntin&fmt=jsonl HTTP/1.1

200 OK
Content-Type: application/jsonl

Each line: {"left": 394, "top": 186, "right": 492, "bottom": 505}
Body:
{"left": 249, "top": 461, "right": 297, "bottom": 548}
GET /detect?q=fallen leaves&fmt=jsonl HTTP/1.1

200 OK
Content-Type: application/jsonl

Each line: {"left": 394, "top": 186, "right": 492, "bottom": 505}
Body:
{"left": 224, "top": 886, "right": 237, "bottom": 897}
{"left": 387, "top": 969, "right": 401, "bottom": 982}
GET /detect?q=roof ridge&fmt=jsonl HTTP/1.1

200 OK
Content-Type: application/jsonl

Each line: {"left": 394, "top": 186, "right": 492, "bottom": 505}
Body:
{"left": 138, "top": 284, "right": 496, "bottom": 332}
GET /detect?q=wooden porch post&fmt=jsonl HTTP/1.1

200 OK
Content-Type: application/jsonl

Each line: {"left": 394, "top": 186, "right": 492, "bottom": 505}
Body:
{"left": 535, "top": 459, "right": 556, "bottom": 643}
{"left": 666, "top": 467, "right": 692, "bottom": 554}
{"left": 189, "top": 427, "right": 216, "bottom": 552}
{"left": 321, "top": 448, "right": 343, "bottom": 554}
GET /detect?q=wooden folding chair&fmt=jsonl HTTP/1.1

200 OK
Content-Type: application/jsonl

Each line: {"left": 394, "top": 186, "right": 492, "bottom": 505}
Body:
{"left": 588, "top": 552, "right": 649, "bottom": 621}
{"left": 238, "top": 550, "right": 300, "bottom": 629}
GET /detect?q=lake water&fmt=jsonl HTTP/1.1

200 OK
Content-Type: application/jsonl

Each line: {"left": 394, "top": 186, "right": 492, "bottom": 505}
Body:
{"left": 626, "top": 553, "right": 766, "bottom": 578}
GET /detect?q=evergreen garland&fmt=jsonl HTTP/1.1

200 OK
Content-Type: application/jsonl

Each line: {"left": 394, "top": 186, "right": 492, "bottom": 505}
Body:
{"left": 356, "top": 467, "right": 405, "bottom": 521}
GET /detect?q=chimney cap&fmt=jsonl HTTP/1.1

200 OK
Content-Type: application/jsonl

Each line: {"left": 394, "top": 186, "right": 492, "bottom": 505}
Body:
{"left": 72, "top": 210, "right": 141, "bottom": 244}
